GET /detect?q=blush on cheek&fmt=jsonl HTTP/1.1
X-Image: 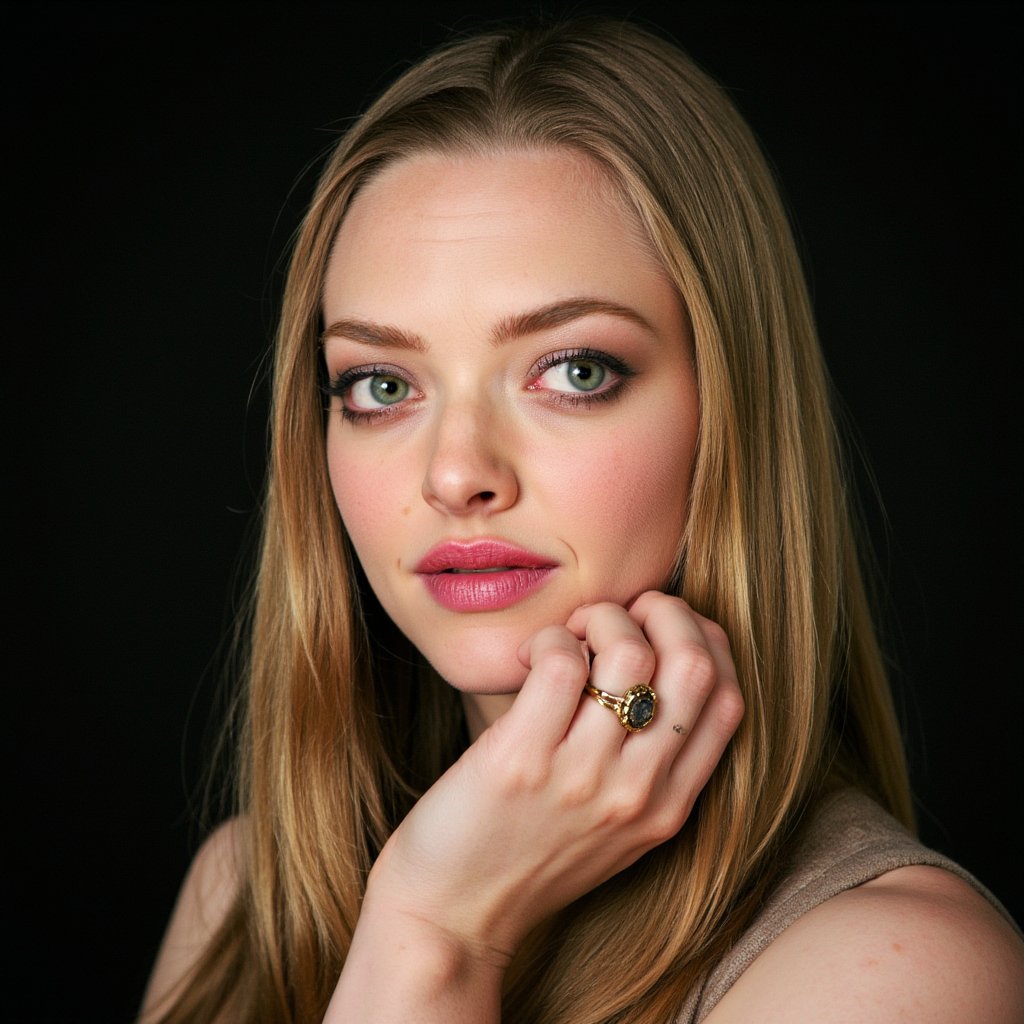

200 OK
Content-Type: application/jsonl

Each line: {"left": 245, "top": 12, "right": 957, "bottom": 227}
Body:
{"left": 329, "top": 448, "right": 401, "bottom": 538}
{"left": 575, "top": 433, "right": 692, "bottom": 518}
{"left": 579, "top": 434, "right": 690, "bottom": 576}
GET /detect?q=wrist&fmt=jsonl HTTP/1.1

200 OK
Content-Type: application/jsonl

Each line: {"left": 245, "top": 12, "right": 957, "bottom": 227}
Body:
{"left": 364, "top": 836, "right": 526, "bottom": 967}
{"left": 361, "top": 866, "right": 515, "bottom": 975}
{"left": 325, "top": 880, "right": 506, "bottom": 1023}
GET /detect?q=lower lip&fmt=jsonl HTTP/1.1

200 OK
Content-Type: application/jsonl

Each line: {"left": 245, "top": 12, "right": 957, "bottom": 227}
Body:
{"left": 419, "top": 568, "right": 555, "bottom": 612}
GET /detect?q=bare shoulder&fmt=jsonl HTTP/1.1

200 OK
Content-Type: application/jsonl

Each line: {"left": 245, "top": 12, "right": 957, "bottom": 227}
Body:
{"left": 138, "top": 817, "right": 247, "bottom": 1021}
{"left": 706, "top": 865, "right": 1024, "bottom": 1023}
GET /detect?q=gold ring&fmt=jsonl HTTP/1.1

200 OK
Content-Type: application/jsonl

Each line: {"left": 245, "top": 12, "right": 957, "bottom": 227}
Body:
{"left": 584, "top": 683, "right": 657, "bottom": 732}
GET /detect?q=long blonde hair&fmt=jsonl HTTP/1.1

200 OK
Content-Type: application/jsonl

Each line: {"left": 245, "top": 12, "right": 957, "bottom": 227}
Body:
{"left": 154, "top": 18, "right": 912, "bottom": 1023}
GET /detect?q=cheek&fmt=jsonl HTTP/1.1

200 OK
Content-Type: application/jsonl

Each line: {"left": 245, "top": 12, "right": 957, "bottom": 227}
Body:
{"left": 543, "top": 417, "right": 695, "bottom": 565}
{"left": 327, "top": 439, "right": 403, "bottom": 561}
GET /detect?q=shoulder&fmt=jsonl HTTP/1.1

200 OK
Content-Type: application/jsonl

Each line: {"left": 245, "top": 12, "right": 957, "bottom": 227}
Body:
{"left": 168, "top": 816, "right": 247, "bottom": 939}
{"left": 139, "top": 817, "right": 247, "bottom": 1021}
{"left": 705, "top": 864, "right": 1024, "bottom": 1023}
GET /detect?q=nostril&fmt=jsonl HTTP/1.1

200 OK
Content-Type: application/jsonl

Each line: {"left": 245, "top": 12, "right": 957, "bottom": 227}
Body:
{"left": 420, "top": 448, "right": 518, "bottom": 513}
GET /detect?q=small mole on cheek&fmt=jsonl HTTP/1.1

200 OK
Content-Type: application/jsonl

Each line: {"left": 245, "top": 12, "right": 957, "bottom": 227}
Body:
{"left": 401, "top": 506, "right": 411, "bottom": 517}
{"left": 891, "top": 942, "right": 903, "bottom": 953}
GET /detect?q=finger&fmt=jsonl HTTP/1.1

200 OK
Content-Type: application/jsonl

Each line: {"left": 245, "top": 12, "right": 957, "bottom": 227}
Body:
{"left": 665, "top": 670, "right": 744, "bottom": 802}
{"left": 504, "top": 625, "right": 591, "bottom": 750}
{"left": 627, "top": 592, "right": 743, "bottom": 782}
{"left": 627, "top": 593, "right": 734, "bottom": 682}
{"left": 566, "top": 602, "right": 655, "bottom": 689}
{"left": 564, "top": 602, "right": 658, "bottom": 741}
{"left": 624, "top": 593, "right": 725, "bottom": 742}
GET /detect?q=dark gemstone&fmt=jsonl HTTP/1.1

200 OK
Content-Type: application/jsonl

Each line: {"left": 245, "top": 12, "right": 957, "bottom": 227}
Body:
{"left": 628, "top": 696, "right": 654, "bottom": 728}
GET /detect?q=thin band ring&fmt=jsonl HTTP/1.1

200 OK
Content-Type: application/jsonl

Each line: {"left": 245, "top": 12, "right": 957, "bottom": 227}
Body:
{"left": 584, "top": 683, "right": 658, "bottom": 732}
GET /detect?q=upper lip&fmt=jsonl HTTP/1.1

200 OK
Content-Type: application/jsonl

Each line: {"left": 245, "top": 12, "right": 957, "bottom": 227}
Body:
{"left": 415, "top": 539, "right": 558, "bottom": 574}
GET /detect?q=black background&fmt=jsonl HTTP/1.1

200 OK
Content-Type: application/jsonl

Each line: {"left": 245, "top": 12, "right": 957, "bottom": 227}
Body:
{"left": 8, "top": 3, "right": 1021, "bottom": 1021}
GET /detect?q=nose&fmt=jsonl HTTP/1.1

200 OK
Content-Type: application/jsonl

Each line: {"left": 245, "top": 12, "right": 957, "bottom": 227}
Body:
{"left": 421, "top": 402, "right": 519, "bottom": 516}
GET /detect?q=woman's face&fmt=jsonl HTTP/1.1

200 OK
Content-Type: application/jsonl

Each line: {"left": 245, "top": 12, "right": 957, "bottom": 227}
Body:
{"left": 322, "top": 148, "right": 699, "bottom": 694}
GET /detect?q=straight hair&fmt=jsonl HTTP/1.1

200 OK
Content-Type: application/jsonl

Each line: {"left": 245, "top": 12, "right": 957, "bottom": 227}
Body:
{"left": 149, "top": 18, "right": 912, "bottom": 1023}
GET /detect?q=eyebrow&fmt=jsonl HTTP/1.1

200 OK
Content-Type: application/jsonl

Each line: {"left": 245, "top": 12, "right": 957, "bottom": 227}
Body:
{"left": 320, "top": 318, "right": 427, "bottom": 351}
{"left": 320, "top": 297, "right": 655, "bottom": 351}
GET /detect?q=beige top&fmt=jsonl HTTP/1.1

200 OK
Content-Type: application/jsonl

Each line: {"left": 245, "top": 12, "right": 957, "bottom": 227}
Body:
{"left": 675, "top": 788, "right": 1020, "bottom": 1022}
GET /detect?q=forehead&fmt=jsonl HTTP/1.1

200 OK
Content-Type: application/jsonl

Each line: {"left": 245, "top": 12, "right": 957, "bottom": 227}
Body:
{"left": 323, "top": 147, "right": 667, "bottom": 317}
{"left": 347, "top": 145, "right": 635, "bottom": 229}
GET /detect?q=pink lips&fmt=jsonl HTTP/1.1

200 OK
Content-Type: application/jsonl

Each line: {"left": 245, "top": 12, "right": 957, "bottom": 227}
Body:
{"left": 415, "top": 540, "right": 558, "bottom": 612}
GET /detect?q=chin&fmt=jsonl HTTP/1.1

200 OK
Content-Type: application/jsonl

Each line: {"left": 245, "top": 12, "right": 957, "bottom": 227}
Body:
{"left": 364, "top": 583, "right": 542, "bottom": 694}
{"left": 410, "top": 621, "right": 534, "bottom": 695}
{"left": 424, "top": 648, "right": 531, "bottom": 695}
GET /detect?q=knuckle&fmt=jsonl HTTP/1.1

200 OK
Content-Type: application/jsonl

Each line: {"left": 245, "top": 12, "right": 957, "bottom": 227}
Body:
{"left": 648, "top": 803, "right": 686, "bottom": 845}
{"left": 630, "top": 591, "right": 688, "bottom": 619}
{"left": 700, "top": 619, "right": 730, "bottom": 650}
{"left": 586, "top": 601, "right": 627, "bottom": 624}
{"left": 711, "top": 685, "right": 746, "bottom": 733}
{"left": 536, "top": 647, "right": 587, "bottom": 689}
{"left": 672, "top": 641, "right": 717, "bottom": 698}
{"left": 600, "top": 788, "right": 644, "bottom": 829}
{"left": 559, "top": 770, "right": 602, "bottom": 808}
{"left": 627, "top": 590, "right": 659, "bottom": 615}
{"left": 602, "top": 636, "right": 656, "bottom": 682}
{"left": 531, "top": 624, "right": 575, "bottom": 649}
{"left": 493, "top": 740, "right": 550, "bottom": 793}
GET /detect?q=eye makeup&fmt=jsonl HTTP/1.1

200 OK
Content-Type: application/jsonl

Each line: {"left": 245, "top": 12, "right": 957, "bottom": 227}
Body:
{"left": 322, "top": 363, "right": 420, "bottom": 424}
{"left": 322, "top": 345, "right": 638, "bottom": 425}
{"left": 527, "top": 347, "right": 636, "bottom": 408}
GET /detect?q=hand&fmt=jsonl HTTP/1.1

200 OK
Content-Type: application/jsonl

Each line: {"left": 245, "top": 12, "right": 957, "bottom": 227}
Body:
{"left": 363, "top": 592, "right": 744, "bottom": 965}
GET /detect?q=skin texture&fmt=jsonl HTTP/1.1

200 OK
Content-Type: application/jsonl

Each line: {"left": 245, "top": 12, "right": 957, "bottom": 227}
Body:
{"left": 322, "top": 148, "right": 700, "bottom": 723}
{"left": 325, "top": 591, "right": 745, "bottom": 1022}
{"left": 141, "top": 148, "right": 1024, "bottom": 1022}
{"left": 706, "top": 864, "right": 1024, "bottom": 1023}
{"left": 319, "top": 149, "right": 744, "bottom": 1017}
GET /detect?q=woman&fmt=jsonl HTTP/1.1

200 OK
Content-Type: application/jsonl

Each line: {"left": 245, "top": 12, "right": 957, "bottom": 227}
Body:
{"left": 140, "top": 18, "right": 1023, "bottom": 1023}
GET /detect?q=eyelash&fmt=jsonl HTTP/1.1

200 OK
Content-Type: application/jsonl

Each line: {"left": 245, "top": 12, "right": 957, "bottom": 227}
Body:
{"left": 528, "top": 347, "right": 635, "bottom": 407}
{"left": 321, "top": 362, "right": 411, "bottom": 425}
{"left": 322, "top": 347, "right": 635, "bottom": 424}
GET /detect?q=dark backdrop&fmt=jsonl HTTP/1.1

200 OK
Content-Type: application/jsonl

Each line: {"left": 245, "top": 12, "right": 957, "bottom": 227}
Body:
{"left": 8, "top": 3, "right": 1021, "bottom": 1021}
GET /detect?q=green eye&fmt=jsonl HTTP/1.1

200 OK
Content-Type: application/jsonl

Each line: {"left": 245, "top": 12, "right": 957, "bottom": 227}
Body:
{"left": 533, "top": 355, "right": 617, "bottom": 397}
{"left": 350, "top": 374, "right": 410, "bottom": 409}
{"left": 564, "top": 359, "right": 606, "bottom": 392}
